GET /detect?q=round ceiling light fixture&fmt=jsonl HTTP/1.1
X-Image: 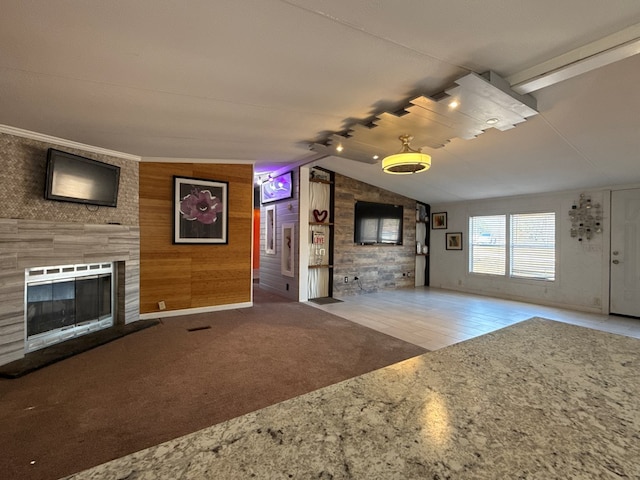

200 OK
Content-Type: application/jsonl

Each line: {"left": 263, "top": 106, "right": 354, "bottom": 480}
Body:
{"left": 381, "top": 135, "right": 431, "bottom": 174}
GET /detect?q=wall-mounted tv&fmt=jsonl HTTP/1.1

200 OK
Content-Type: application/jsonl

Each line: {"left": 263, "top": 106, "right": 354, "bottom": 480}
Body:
{"left": 354, "top": 201, "right": 404, "bottom": 245}
{"left": 44, "top": 148, "right": 120, "bottom": 207}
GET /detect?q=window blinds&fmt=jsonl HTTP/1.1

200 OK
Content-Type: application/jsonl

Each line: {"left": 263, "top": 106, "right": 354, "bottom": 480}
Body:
{"left": 510, "top": 212, "right": 555, "bottom": 280}
{"left": 469, "top": 212, "right": 556, "bottom": 281}
{"left": 469, "top": 215, "right": 506, "bottom": 275}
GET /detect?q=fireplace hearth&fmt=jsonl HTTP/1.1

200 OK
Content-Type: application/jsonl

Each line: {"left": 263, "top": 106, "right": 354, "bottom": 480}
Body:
{"left": 25, "top": 263, "right": 114, "bottom": 352}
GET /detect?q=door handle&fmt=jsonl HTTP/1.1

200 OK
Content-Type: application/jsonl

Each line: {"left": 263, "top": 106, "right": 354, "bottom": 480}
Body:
{"left": 612, "top": 259, "right": 620, "bottom": 264}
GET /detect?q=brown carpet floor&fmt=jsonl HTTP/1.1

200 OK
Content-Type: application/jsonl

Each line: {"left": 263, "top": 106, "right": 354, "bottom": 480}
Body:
{"left": 0, "top": 287, "right": 427, "bottom": 480}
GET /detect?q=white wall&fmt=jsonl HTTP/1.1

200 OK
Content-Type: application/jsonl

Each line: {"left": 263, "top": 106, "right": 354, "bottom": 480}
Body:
{"left": 430, "top": 188, "right": 610, "bottom": 313}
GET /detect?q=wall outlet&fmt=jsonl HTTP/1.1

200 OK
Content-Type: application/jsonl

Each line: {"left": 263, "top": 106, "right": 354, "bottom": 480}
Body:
{"left": 344, "top": 276, "right": 349, "bottom": 283}
{"left": 158, "top": 301, "right": 166, "bottom": 310}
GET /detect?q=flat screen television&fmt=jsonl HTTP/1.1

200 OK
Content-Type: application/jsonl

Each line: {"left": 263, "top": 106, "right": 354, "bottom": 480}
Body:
{"left": 44, "top": 148, "right": 120, "bottom": 207}
{"left": 354, "top": 201, "right": 403, "bottom": 245}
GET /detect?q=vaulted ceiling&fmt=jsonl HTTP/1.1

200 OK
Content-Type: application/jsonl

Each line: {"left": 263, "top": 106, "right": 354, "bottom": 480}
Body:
{"left": 1, "top": 1, "right": 639, "bottom": 204}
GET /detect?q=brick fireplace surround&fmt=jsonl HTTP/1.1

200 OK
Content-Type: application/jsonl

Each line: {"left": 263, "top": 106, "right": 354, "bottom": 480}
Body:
{"left": 0, "top": 218, "right": 140, "bottom": 367}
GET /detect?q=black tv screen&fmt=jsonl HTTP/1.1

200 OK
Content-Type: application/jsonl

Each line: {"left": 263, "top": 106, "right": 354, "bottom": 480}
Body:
{"left": 44, "top": 148, "right": 120, "bottom": 207}
{"left": 354, "top": 201, "right": 403, "bottom": 245}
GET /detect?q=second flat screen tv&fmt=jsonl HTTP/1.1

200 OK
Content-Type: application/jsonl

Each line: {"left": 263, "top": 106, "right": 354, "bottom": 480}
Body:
{"left": 354, "top": 201, "right": 403, "bottom": 245}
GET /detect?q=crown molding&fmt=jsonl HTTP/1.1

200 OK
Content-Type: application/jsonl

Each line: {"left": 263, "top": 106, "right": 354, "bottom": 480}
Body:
{"left": 141, "top": 156, "right": 254, "bottom": 164}
{"left": 0, "top": 124, "right": 141, "bottom": 161}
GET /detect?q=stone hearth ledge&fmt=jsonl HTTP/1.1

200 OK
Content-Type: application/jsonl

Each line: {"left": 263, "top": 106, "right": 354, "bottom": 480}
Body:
{"left": 61, "top": 317, "right": 640, "bottom": 479}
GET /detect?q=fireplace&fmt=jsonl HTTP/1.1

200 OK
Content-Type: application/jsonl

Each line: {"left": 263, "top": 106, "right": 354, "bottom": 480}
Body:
{"left": 25, "top": 263, "right": 115, "bottom": 352}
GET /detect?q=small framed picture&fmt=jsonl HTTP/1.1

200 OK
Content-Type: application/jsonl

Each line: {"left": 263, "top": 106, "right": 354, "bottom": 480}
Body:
{"left": 446, "top": 232, "right": 463, "bottom": 250}
{"left": 432, "top": 212, "right": 447, "bottom": 229}
{"left": 265, "top": 205, "right": 276, "bottom": 254}
{"left": 261, "top": 171, "right": 294, "bottom": 204}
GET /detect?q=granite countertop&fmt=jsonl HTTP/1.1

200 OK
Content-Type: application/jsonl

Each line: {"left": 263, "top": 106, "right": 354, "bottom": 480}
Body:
{"left": 63, "top": 317, "right": 640, "bottom": 479}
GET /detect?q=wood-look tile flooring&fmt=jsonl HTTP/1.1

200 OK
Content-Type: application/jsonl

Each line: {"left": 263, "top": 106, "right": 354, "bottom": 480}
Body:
{"left": 308, "top": 287, "right": 640, "bottom": 351}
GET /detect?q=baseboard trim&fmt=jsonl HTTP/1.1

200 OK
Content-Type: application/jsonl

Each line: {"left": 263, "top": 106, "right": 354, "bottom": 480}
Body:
{"left": 139, "top": 301, "right": 253, "bottom": 320}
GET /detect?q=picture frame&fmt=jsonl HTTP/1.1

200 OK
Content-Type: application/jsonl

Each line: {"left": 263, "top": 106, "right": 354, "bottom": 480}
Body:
{"left": 265, "top": 205, "right": 276, "bottom": 254}
{"left": 261, "top": 171, "right": 294, "bottom": 204}
{"left": 432, "top": 212, "right": 447, "bottom": 229}
{"left": 281, "top": 223, "right": 295, "bottom": 277}
{"left": 173, "top": 176, "right": 228, "bottom": 244}
{"left": 446, "top": 232, "right": 463, "bottom": 250}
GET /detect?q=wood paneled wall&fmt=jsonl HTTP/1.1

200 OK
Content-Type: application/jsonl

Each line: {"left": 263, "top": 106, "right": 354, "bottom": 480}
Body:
{"left": 259, "top": 171, "right": 299, "bottom": 300}
{"left": 139, "top": 163, "right": 253, "bottom": 314}
{"left": 332, "top": 173, "right": 417, "bottom": 297}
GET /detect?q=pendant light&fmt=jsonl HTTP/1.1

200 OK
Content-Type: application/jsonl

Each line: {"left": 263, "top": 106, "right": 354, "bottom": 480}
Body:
{"left": 381, "top": 135, "right": 431, "bottom": 174}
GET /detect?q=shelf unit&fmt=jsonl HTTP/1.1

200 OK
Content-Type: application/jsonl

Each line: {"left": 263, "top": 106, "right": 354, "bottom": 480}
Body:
{"left": 307, "top": 169, "right": 335, "bottom": 299}
{"left": 415, "top": 203, "right": 430, "bottom": 286}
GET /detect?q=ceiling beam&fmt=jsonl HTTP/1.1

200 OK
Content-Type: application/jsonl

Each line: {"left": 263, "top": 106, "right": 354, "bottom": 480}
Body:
{"left": 508, "top": 23, "right": 640, "bottom": 94}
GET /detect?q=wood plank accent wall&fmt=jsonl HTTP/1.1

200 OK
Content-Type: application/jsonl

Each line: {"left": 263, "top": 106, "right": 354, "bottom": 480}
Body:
{"left": 139, "top": 163, "right": 253, "bottom": 314}
{"left": 332, "top": 173, "right": 417, "bottom": 297}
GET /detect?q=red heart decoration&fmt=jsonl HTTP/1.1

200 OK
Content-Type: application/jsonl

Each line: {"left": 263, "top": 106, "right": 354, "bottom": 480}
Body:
{"left": 313, "top": 209, "right": 328, "bottom": 223}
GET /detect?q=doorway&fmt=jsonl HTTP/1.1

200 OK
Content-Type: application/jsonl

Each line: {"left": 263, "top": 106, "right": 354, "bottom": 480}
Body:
{"left": 610, "top": 188, "right": 640, "bottom": 317}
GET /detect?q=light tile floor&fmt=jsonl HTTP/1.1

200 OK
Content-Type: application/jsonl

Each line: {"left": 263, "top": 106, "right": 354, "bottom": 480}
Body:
{"left": 308, "top": 287, "right": 640, "bottom": 351}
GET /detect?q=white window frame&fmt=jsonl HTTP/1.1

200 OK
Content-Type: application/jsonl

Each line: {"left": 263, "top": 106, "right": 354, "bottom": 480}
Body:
{"left": 469, "top": 212, "right": 557, "bottom": 282}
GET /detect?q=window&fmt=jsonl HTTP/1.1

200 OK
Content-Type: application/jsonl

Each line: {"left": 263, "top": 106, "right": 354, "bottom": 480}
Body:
{"left": 469, "top": 215, "right": 506, "bottom": 275}
{"left": 511, "top": 213, "right": 555, "bottom": 280}
{"left": 469, "top": 212, "right": 556, "bottom": 281}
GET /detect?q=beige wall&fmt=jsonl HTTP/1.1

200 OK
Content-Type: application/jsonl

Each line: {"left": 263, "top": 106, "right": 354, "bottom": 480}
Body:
{"left": 430, "top": 190, "right": 610, "bottom": 313}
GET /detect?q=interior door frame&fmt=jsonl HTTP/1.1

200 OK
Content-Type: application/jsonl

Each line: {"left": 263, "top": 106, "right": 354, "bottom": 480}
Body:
{"left": 608, "top": 187, "right": 640, "bottom": 317}
{"left": 602, "top": 190, "right": 612, "bottom": 315}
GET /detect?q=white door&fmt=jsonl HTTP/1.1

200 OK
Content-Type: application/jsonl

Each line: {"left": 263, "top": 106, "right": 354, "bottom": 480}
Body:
{"left": 610, "top": 188, "right": 640, "bottom": 317}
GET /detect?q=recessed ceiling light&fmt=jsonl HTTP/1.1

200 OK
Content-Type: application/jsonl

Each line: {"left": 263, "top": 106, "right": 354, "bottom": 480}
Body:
{"left": 448, "top": 100, "right": 459, "bottom": 109}
{"left": 372, "top": 154, "right": 379, "bottom": 160}
{"left": 336, "top": 144, "right": 344, "bottom": 152}
{"left": 486, "top": 117, "right": 500, "bottom": 125}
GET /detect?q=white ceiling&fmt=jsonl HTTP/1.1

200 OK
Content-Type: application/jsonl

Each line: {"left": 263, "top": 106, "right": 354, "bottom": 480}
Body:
{"left": 1, "top": 1, "right": 640, "bottom": 204}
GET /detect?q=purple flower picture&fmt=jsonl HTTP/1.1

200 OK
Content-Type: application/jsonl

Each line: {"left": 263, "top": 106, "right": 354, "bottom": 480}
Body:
{"left": 174, "top": 176, "right": 228, "bottom": 244}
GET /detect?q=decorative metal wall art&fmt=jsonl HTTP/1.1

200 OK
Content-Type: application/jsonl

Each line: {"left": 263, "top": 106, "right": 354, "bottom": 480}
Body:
{"left": 569, "top": 193, "right": 602, "bottom": 241}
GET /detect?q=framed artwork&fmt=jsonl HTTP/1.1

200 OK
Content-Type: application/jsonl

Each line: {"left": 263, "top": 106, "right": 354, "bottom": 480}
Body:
{"left": 265, "top": 205, "right": 276, "bottom": 254}
{"left": 261, "top": 171, "right": 294, "bottom": 204}
{"left": 432, "top": 212, "right": 447, "bottom": 229}
{"left": 173, "top": 176, "right": 228, "bottom": 244}
{"left": 281, "top": 223, "right": 295, "bottom": 277}
{"left": 446, "top": 232, "right": 463, "bottom": 250}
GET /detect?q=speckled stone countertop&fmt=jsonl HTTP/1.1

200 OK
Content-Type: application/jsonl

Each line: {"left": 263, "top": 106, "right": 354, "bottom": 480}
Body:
{"left": 63, "top": 318, "right": 640, "bottom": 479}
